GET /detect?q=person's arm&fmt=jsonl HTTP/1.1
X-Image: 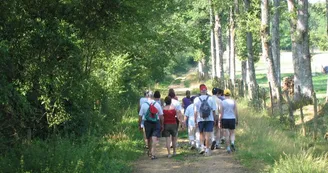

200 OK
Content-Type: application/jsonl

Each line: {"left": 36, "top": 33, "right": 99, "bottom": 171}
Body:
{"left": 234, "top": 101, "right": 238, "bottom": 125}
{"left": 218, "top": 102, "right": 223, "bottom": 128}
{"left": 138, "top": 116, "right": 143, "bottom": 130}
{"left": 160, "top": 114, "right": 164, "bottom": 131}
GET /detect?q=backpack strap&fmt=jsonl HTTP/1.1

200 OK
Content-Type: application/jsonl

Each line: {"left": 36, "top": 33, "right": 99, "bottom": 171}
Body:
{"left": 205, "top": 96, "right": 209, "bottom": 101}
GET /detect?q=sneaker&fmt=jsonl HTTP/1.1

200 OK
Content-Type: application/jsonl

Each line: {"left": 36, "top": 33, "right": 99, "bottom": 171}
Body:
{"left": 151, "top": 155, "right": 158, "bottom": 160}
{"left": 168, "top": 154, "right": 172, "bottom": 158}
{"left": 190, "top": 146, "right": 196, "bottom": 150}
{"left": 231, "top": 144, "right": 236, "bottom": 152}
{"left": 215, "top": 144, "right": 222, "bottom": 149}
{"left": 220, "top": 138, "right": 225, "bottom": 144}
{"left": 199, "top": 148, "right": 205, "bottom": 154}
{"left": 210, "top": 141, "right": 216, "bottom": 150}
{"left": 226, "top": 146, "right": 231, "bottom": 154}
{"left": 204, "top": 151, "right": 211, "bottom": 156}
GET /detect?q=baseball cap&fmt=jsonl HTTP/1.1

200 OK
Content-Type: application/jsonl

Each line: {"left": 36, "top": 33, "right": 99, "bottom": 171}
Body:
{"left": 200, "top": 85, "right": 207, "bottom": 91}
{"left": 224, "top": 89, "right": 231, "bottom": 96}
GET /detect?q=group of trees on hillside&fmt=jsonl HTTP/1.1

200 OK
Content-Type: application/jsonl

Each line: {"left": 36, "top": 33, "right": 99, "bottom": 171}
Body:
{"left": 206, "top": 0, "right": 328, "bottom": 102}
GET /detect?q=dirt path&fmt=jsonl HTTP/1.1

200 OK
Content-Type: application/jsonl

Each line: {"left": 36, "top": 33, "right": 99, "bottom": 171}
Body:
{"left": 132, "top": 137, "right": 248, "bottom": 173}
{"left": 132, "top": 75, "right": 248, "bottom": 173}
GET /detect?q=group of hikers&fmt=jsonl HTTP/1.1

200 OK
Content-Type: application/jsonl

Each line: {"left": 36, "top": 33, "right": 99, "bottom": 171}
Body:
{"left": 138, "top": 84, "right": 239, "bottom": 160}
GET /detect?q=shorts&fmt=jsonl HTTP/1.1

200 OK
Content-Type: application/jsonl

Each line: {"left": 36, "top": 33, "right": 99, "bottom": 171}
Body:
{"left": 162, "top": 124, "right": 178, "bottom": 137}
{"left": 144, "top": 121, "right": 161, "bottom": 139}
{"left": 221, "top": 119, "right": 236, "bottom": 130}
{"left": 198, "top": 121, "right": 214, "bottom": 133}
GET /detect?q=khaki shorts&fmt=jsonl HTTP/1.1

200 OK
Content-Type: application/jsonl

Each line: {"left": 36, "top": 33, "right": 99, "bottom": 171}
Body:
{"left": 162, "top": 124, "right": 178, "bottom": 137}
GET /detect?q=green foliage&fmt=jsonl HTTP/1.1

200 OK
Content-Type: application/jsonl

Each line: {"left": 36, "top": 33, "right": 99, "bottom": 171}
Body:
{"left": 0, "top": 107, "right": 143, "bottom": 173}
{"left": 309, "top": 3, "right": 328, "bottom": 51}
{"left": 235, "top": 0, "right": 261, "bottom": 62}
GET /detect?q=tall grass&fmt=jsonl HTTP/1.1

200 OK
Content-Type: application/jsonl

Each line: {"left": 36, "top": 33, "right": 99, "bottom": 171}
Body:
{"left": 0, "top": 107, "right": 143, "bottom": 173}
{"left": 235, "top": 99, "right": 328, "bottom": 172}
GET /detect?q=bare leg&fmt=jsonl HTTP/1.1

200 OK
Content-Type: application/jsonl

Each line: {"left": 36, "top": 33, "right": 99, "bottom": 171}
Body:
{"left": 143, "top": 128, "right": 148, "bottom": 147}
{"left": 151, "top": 136, "right": 157, "bottom": 156}
{"left": 165, "top": 137, "right": 171, "bottom": 155}
{"left": 147, "top": 138, "right": 152, "bottom": 156}
{"left": 172, "top": 136, "right": 177, "bottom": 154}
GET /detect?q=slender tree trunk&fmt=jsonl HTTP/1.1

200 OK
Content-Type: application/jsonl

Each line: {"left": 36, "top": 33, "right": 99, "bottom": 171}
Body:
{"left": 214, "top": 11, "right": 224, "bottom": 82}
{"left": 229, "top": 7, "right": 236, "bottom": 82}
{"left": 287, "top": 0, "right": 313, "bottom": 101}
{"left": 244, "top": 0, "right": 258, "bottom": 100}
{"left": 242, "top": 61, "right": 247, "bottom": 83}
{"left": 326, "top": 0, "right": 328, "bottom": 36}
{"left": 210, "top": 0, "right": 216, "bottom": 79}
{"left": 272, "top": 0, "right": 281, "bottom": 85}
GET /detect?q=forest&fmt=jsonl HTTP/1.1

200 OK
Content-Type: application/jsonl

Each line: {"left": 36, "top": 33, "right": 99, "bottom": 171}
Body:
{"left": 0, "top": 0, "right": 328, "bottom": 172}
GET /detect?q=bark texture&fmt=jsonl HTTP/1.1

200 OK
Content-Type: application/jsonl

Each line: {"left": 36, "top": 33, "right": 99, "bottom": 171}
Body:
{"left": 214, "top": 11, "right": 224, "bottom": 81}
{"left": 287, "top": 0, "right": 313, "bottom": 101}
{"left": 244, "top": 0, "right": 258, "bottom": 100}
{"left": 210, "top": 0, "right": 216, "bottom": 79}
{"left": 229, "top": 7, "right": 236, "bottom": 82}
{"left": 272, "top": 0, "right": 281, "bottom": 84}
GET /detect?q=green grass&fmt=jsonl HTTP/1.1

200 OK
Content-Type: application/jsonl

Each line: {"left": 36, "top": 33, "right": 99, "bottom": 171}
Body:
{"left": 0, "top": 107, "right": 144, "bottom": 173}
{"left": 235, "top": 99, "right": 328, "bottom": 172}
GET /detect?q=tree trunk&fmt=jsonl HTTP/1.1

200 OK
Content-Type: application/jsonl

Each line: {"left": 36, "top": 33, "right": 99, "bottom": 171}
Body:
{"left": 229, "top": 7, "right": 236, "bottom": 82}
{"left": 244, "top": 0, "right": 258, "bottom": 100}
{"left": 287, "top": 0, "right": 313, "bottom": 101}
{"left": 210, "top": 0, "right": 216, "bottom": 79}
{"left": 214, "top": 11, "right": 224, "bottom": 82}
{"left": 326, "top": 0, "right": 328, "bottom": 36}
{"left": 242, "top": 60, "right": 247, "bottom": 84}
{"left": 272, "top": 0, "right": 281, "bottom": 85}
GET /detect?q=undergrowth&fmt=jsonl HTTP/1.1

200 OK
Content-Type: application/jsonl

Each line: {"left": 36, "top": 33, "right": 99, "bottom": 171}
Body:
{"left": 0, "top": 107, "right": 143, "bottom": 173}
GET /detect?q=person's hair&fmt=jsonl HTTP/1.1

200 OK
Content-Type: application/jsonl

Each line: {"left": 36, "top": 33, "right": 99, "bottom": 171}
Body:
{"left": 164, "top": 96, "right": 172, "bottom": 105}
{"left": 168, "top": 88, "right": 176, "bottom": 98}
{"left": 212, "top": 88, "right": 218, "bottom": 95}
{"left": 186, "top": 90, "right": 190, "bottom": 95}
{"left": 144, "top": 90, "right": 149, "bottom": 97}
{"left": 147, "top": 91, "right": 154, "bottom": 98}
{"left": 154, "top": 90, "right": 161, "bottom": 99}
{"left": 218, "top": 89, "right": 224, "bottom": 95}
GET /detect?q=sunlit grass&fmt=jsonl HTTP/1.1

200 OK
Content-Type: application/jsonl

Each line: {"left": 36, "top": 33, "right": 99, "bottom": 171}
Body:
{"left": 235, "top": 99, "right": 328, "bottom": 172}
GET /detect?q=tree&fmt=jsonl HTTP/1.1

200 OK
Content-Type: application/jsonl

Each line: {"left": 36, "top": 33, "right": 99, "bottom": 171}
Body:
{"left": 209, "top": 0, "right": 216, "bottom": 79}
{"left": 229, "top": 5, "right": 236, "bottom": 82}
{"left": 244, "top": 0, "right": 259, "bottom": 100}
{"left": 287, "top": 0, "right": 313, "bottom": 101}
{"left": 272, "top": 0, "right": 281, "bottom": 84}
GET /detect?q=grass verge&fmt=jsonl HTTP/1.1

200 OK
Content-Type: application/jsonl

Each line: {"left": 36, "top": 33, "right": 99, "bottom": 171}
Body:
{"left": 0, "top": 106, "right": 143, "bottom": 173}
{"left": 235, "top": 99, "right": 328, "bottom": 172}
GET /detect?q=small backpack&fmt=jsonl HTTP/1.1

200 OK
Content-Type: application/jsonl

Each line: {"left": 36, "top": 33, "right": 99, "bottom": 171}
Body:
{"left": 199, "top": 96, "right": 211, "bottom": 119}
{"left": 145, "top": 102, "right": 159, "bottom": 122}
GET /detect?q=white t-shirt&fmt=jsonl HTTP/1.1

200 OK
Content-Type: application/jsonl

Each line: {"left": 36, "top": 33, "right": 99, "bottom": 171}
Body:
{"left": 139, "top": 97, "right": 148, "bottom": 106}
{"left": 212, "top": 95, "right": 222, "bottom": 116}
{"left": 171, "top": 99, "right": 182, "bottom": 111}
{"left": 184, "top": 103, "right": 195, "bottom": 127}
{"left": 139, "top": 100, "right": 164, "bottom": 121}
{"left": 221, "top": 98, "right": 236, "bottom": 119}
{"left": 194, "top": 95, "right": 216, "bottom": 122}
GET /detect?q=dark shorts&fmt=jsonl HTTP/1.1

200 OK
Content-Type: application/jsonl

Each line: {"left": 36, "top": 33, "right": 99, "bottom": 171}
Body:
{"left": 198, "top": 121, "right": 214, "bottom": 133}
{"left": 221, "top": 119, "right": 236, "bottom": 130}
{"left": 144, "top": 121, "right": 161, "bottom": 139}
{"left": 162, "top": 124, "right": 178, "bottom": 137}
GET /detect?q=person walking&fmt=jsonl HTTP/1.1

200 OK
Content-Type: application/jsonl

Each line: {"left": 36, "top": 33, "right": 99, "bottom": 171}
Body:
{"left": 168, "top": 89, "right": 184, "bottom": 147}
{"left": 184, "top": 96, "right": 199, "bottom": 149}
{"left": 154, "top": 90, "right": 164, "bottom": 107}
{"left": 138, "top": 90, "right": 149, "bottom": 149}
{"left": 194, "top": 84, "right": 216, "bottom": 156}
{"left": 219, "top": 89, "right": 239, "bottom": 154}
{"left": 139, "top": 91, "right": 164, "bottom": 160}
{"left": 210, "top": 88, "right": 223, "bottom": 150}
{"left": 162, "top": 96, "right": 178, "bottom": 158}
